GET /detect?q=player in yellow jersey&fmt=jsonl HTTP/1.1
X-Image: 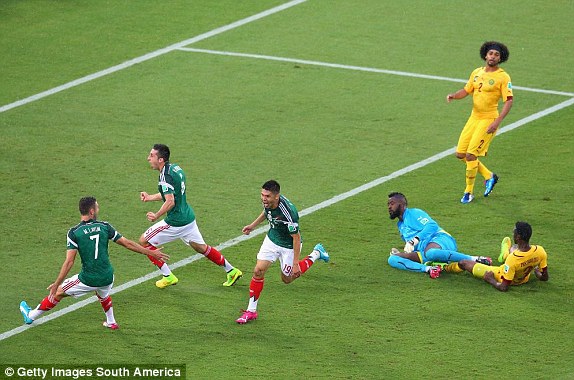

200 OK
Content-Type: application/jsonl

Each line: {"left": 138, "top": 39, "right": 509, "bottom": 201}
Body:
{"left": 455, "top": 222, "right": 549, "bottom": 291}
{"left": 446, "top": 41, "right": 513, "bottom": 204}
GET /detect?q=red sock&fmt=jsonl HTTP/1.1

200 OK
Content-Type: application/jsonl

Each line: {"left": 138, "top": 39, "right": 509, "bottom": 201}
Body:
{"left": 39, "top": 295, "right": 59, "bottom": 311}
{"left": 298, "top": 257, "right": 314, "bottom": 274}
{"left": 98, "top": 295, "right": 113, "bottom": 312}
{"left": 204, "top": 245, "right": 225, "bottom": 266}
{"left": 145, "top": 244, "right": 164, "bottom": 267}
{"left": 249, "top": 277, "right": 264, "bottom": 301}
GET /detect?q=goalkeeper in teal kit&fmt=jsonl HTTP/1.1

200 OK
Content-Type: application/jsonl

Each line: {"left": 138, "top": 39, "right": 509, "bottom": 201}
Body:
{"left": 387, "top": 192, "right": 491, "bottom": 278}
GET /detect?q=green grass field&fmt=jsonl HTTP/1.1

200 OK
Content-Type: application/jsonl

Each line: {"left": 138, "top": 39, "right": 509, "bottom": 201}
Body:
{"left": 1, "top": 0, "right": 573, "bottom": 379}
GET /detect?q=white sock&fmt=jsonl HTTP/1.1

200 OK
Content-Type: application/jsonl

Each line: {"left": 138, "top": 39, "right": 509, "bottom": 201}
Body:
{"left": 105, "top": 307, "right": 116, "bottom": 324}
{"left": 223, "top": 260, "right": 234, "bottom": 272}
{"left": 309, "top": 250, "right": 320, "bottom": 262}
{"left": 28, "top": 307, "right": 43, "bottom": 320}
{"left": 247, "top": 297, "right": 258, "bottom": 312}
{"left": 159, "top": 263, "right": 172, "bottom": 276}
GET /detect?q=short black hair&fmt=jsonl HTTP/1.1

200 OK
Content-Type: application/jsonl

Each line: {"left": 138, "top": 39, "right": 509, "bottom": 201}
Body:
{"left": 153, "top": 144, "right": 170, "bottom": 162}
{"left": 515, "top": 221, "right": 532, "bottom": 242}
{"left": 480, "top": 41, "right": 509, "bottom": 63}
{"left": 388, "top": 192, "right": 407, "bottom": 206}
{"left": 262, "top": 179, "right": 280, "bottom": 194}
{"left": 79, "top": 196, "right": 97, "bottom": 216}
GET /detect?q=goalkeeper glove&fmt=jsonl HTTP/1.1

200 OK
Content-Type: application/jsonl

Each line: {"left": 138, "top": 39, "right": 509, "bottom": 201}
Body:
{"left": 403, "top": 237, "right": 420, "bottom": 253}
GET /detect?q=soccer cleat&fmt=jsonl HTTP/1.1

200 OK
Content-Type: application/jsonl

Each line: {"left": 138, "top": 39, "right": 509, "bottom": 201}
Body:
{"left": 390, "top": 247, "right": 401, "bottom": 256}
{"left": 484, "top": 174, "right": 499, "bottom": 197}
{"left": 103, "top": 321, "right": 119, "bottom": 330}
{"left": 427, "top": 262, "right": 448, "bottom": 271}
{"left": 155, "top": 273, "right": 178, "bottom": 289}
{"left": 475, "top": 256, "right": 493, "bottom": 265}
{"left": 19, "top": 301, "right": 33, "bottom": 325}
{"left": 235, "top": 310, "right": 258, "bottom": 324}
{"left": 223, "top": 268, "right": 243, "bottom": 287}
{"left": 428, "top": 266, "right": 441, "bottom": 279}
{"left": 499, "top": 236, "right": 511, "bottom": 263}
{"left": 460, "top": 192, "right": 474, "bottom": 204}
{"left": 314, "top": 243, "right": 330, "bottom": 262}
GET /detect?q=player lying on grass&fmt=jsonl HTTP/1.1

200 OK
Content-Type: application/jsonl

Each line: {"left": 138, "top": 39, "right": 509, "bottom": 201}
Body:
{"left": 387, "top": 192, "right": 491, "bottom": 279}
{"left": 441, "top": 221, "right": 548, "bottom": 291}
{"left": 20, "top": 197, "right": 169, "bottom": 330}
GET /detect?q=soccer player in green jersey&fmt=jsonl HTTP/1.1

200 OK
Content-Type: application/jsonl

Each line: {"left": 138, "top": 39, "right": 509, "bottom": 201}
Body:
{"left": 19, "top": 197, "right": 169, "bottom": 330}
{"left": 139, "top": 144, "right": 242, "bottom": 288}
{"left": 235, "top": 180, "right": 330, "bottom": 324}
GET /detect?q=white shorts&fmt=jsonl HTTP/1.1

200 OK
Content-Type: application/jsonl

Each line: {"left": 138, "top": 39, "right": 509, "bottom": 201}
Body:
{"left": 61, "top": 274, "right": 113, "bottom": 299}
{"left": 257, "top": 235, "right": 302, "bottom": 276}
{"left": 143, "top": 219, "right": 205, "bottom": 247}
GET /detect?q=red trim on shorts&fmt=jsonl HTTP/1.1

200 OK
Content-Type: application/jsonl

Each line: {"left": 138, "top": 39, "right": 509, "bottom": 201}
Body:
{"left": 145, "top": 224, "right": 171, "bottom": 241}
{"left": 62, "top": 278, "right": 81, "bottom": 292}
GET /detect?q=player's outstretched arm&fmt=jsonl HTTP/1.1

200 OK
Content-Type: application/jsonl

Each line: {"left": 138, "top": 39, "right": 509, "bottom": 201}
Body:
{"left": 47, "top": 250, "right": 77, "bottom": 297}
{"left": 242, "top": 211, "right": 266, "bottom": 235}
{"left": 115, "top": 237, "right": 170, "bottom": 261}
{"left": 446, "top": 88, "right": 469, "bottom": 102}
{"left": 140, "top": 192, "right": 163, "bottom": 202}
{"left": 483, "top": 271, "right": 510, "bottom": 292}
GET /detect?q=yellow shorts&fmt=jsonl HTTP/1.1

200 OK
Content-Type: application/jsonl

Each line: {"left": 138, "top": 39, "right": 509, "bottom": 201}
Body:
{"left": 456, "top": 116, "right": 496, "bottom": 157}
{"left": 471, "top": 263, "right": 502, "bottom": 282}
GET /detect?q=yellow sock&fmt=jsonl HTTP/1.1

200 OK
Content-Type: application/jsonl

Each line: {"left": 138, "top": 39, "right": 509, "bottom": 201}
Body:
{"left": 464, "top": 160, "right": 479, "bottom": 193}
{"left": 477, "top": 160, "right": 492, "bottom": 180}
{"left": 445, "top": 263, "right": 463, "bottom": 273}
{"left": 471, "top": 263, "right": 490, "bottom": 279}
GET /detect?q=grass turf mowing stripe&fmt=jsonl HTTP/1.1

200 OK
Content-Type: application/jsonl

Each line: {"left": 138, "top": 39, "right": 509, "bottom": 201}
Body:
{"left": 0, "top": 0, "right": 308, "bottom": 114}
{"left": 2, "top": 97, "right": 572, "bottom": 342}
{"left": 177, "top": 47, "right": 574, "bottom": 98}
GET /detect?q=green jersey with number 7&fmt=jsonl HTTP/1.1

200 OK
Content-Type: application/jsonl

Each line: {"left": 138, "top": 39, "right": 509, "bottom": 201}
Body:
{"left": 66, "top": 220, "right": 122, "bottom": 287}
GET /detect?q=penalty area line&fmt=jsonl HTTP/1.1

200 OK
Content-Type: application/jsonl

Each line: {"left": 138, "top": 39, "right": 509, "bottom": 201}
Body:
{"left": 0, "top": 0, "right": 308, "bottom": 114}
{"left": 177, "top": 48, "right": 574, "bottom": 98}
{"left": 1, "top": 97, "right": 572, "bottom": 342}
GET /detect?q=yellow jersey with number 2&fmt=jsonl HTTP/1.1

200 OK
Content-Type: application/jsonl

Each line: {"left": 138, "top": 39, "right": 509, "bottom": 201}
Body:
{"left": 464, "top": 67, "right": 513, "bottom": 119}
{"left": 500, "top": 245, "right": 548, "bottom": 285}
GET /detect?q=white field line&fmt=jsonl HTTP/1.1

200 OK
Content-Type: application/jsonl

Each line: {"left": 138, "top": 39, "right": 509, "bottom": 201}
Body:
{"left": 2, "top": 97, "right": 572, "bottom": 342}
{"left": 177, "top": 48, "right": 574, "bottom": 98}
{"left": 0, "top": 0, "right": 308, "bottom": 114}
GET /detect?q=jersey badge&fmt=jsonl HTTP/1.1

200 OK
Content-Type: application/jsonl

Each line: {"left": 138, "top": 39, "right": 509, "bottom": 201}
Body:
{"left": 287, "top": 222, "right": 298, "bottom": 233}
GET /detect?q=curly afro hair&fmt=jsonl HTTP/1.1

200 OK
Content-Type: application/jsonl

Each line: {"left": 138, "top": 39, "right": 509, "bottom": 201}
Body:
{"left": 480, "top": 41, "right": 509, "bottom": 63}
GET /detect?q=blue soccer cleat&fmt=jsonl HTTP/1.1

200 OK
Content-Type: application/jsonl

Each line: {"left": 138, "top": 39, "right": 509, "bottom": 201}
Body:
{"left": 314, "top": 243, "right": 330, "bottom": 263}
{"left": 460, "top": 193, "right": 474, "bottom": 204}
{"left": 484, "top": 173, "right": 499, "bottom": 197}
{"left": 20, "top": 301, "right": 33, "bottom": 325}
